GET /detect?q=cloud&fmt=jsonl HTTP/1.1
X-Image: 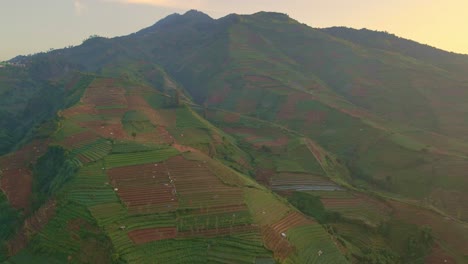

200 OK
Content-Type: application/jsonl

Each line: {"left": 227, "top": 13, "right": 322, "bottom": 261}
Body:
{"left": 74, "top": 0, "right": 87, "bottom": 15}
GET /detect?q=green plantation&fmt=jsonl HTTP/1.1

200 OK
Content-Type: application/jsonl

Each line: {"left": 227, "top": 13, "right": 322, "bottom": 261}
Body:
{"left": 1, "top": 9, "right": 468, "bottom": 264}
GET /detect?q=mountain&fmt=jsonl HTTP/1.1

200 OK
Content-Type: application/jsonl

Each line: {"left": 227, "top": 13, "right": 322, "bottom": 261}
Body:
{"left": 1, "top": 10, "right": 468, "bottom": 263}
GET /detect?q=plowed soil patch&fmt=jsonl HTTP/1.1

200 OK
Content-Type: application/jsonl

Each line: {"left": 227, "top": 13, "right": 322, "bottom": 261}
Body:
{"left": 164, "top": 156, "right": 244, "bottom": 208}
{"left": 7, "top": 200, "right": 56, "bottom": 255}
{"left": 61, "top": 104, "right": 97, "bottom": 118}
{"left": 271, "top": 211, "right": 315, "bottom": 234}
{"left": 128, "top": 227, "right": 177, "bottom": 244}
{"left": 80, "top": 121, "right": 128, "bottom": 140}
{"left": 0, "top": 140, "right": 49, "bottom": 209}
{"left": 62, "top": 131, "right": 99, "bottom": 148}
{"left": 82, "top": 84, "right": 127, "bottom": 107}
{"left": 262, "top": 212, "right": 314, "bottom": 261}
{"left": 108, "top": 163, "right": 178, "bottom": 213}
{"left": 262, "top": 226, "right": 294, "bottom": 261}
{"left": 0, "top": 168, "right": 32, "bottom": 209}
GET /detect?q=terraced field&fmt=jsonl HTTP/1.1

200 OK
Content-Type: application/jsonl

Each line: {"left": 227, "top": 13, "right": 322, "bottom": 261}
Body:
{"left": 320, "top": 193, "right": 393, "bottom": 226}
{"left": 271, "top": 172, "right": 341, "bottom": 191}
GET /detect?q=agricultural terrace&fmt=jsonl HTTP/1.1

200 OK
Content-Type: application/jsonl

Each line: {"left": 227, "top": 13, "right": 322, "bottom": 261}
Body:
{"left": 271, "top": 172, "right": 341, "bottom": 192}
{"left": 166, "top": 106, "right": 214, "bottom": 148}
{"left": 262, "top": 212, "right": 315, "bottom": 260}
{"left": 223, "top": 127, "right": 290, "bottom": 149}
{"left": 389, "top": 200, "right": 468, "bottom": 258}
{"left": 71, "top": 138, "right": 112, "bottom": 164}
{"left": 62, "top": 163, "right": 119, "bottom": 207}
{"left": 122, "top": 110, "right": 155, "bottom": 134}
{"left": 82, "top": 78, "right": 128, "bottom": 110}
{"left": 123, "top": 234, "right": 273, "bottom": 264}
{"left": 0, "top": 140, "right": 49, "bottom": 209}
{"left": 321, "top": 193, "right": 392, "bottom": 226}
{"left": 11, "top": 202, "right": 114, "bottom": 263}
{"left": 107, "top": 163, "right": 178, "bottom": 214}
{"left": 285, "top": 224, "right": 348, "bottom": 263}
{"left": 163, "top": 155, "right": 245, "bottom": 209}
{"left": 104, "top": 146, "right": 179, "bottom": 168}
{"left": 60, "top": 130, "right": 100, "bottom": 149}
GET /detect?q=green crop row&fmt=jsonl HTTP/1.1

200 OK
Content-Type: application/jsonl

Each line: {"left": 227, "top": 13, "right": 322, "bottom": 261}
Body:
{"left": 111, "top": 141, "right": 159, "bottom": 154}
{"left": 177, "top": 210, "right": 252, "bottom": 231}
{"left": 71, "top": 138, "right": 112, "bottom": 162}
{"left": 285, "top": 224, "right": 348, "bottom": 264}
{"left": 105, "top": 148, "right": 179, "bottom": 168}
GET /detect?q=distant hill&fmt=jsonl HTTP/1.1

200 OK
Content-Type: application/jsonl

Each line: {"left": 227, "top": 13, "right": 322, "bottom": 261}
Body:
{"left": 1, "top": 10, "right": 468, "bottom": 263}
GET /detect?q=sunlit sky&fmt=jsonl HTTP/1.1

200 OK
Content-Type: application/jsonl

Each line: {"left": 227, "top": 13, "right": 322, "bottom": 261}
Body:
{"left": 1, "top": 0, "right": 468, "bottom": 61}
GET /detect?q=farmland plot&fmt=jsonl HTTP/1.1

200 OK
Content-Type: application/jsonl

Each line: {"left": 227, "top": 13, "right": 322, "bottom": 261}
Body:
{"left": 107, "top": 162, "right": 178, "bottom": 214}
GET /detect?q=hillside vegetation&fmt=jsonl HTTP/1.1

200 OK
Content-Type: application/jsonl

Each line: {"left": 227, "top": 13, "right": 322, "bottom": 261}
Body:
{"left": 1, "top": 10, "right": 468, "bottom": 263}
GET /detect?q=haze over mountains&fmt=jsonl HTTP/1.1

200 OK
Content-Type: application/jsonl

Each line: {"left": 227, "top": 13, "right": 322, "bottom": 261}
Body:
{"left": 0, "top": 10, "right": 467, "bottom": 264}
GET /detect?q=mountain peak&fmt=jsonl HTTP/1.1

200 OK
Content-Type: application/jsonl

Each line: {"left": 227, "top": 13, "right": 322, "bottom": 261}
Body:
{"left": 136, "top": 9, "right": 213, "bottom": 35}
{"left": 183, "top": 9, "right": 212, "bottom": 19}
{"left": 252, "top": 11, "right": 291, "bottom": 20}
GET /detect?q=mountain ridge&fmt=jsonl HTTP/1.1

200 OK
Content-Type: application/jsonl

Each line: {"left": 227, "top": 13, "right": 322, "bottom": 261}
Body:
{"left": 1, "top": 10, "right": 468, "bottom": 263}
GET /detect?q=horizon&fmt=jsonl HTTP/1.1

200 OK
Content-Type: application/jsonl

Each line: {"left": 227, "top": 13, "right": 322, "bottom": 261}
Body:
{"left": 1, "top": 1, "right": 468, "bottom": 61}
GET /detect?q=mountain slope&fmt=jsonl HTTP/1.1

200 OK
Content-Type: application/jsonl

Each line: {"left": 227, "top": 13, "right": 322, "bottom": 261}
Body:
{"left": 1, "top": 10, "right": 468, "bottom": 263}
{"left": 1, "top": 76, "right": 347, "bottom": 263}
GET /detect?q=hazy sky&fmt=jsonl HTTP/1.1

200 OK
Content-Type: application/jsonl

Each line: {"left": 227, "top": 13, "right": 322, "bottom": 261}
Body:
{"left": 1, "top": 0, "right": 468, "bottom": 60}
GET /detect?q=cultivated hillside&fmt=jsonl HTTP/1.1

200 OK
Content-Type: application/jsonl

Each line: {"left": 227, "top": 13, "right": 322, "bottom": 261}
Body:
{"left": 1, "top": 10, "right": 468, "bottom": 263}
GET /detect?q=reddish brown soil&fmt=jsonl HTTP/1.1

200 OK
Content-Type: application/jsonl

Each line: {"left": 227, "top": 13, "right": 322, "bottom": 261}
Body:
{"left": 164, "top": 156, "right": 244, "bottom": 208}
{"left": 108, "top": 163, "right": 178, "bottom": 213}
{"left": 61, "top": 131, "right": 99, "bottom": 148}
{"left": 128, "top": 227, "right": 178, "bottom": 244}
{"left": 172, "top": 144, "right": 198, "bottom": 153}
{"left": 96, "top": 108, "right": 127, "bottom": 117}
{"left": 0, "top": 140, "right": 49, "bottom": 210}
{"left": 271, "top": 211, "right": 315, "bottom": 234}
{"left": 262, "top": 212, "right": 315, "bottom": 261}
{"left": 262, "top": 226, "right": 294, "bottom": 261}
{"left": 80, "top": 120, "right": 128, "bottom": 140}
{"left": 61, "top": 104, "right": 97, "bottom": 118}
{"left": 0, "top": 169, "right": 32, "bottom": 209}
{"left": 82, "top": 79, "right": 127, "bottom": 107}
{"left": 7, "top": 200, "right": 57, "bottom": 256}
